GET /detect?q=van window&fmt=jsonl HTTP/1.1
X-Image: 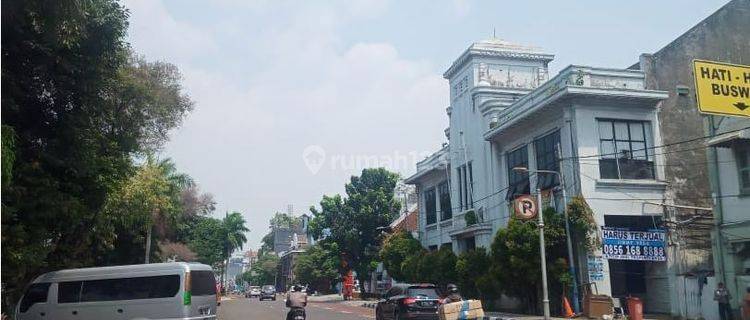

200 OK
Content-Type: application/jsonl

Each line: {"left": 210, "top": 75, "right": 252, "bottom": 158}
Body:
{"left": 58, "top": 281, "right": 83, "bottom": 303}
{"left": 59, "top": 275, "right": 180, "bottom": 303}
{"left": 80, "top": 275, "right": 180, "bottom": 302}
{"left": 20, "top": 283, "right": 50, "bottom": 313}
{"left": 190, "top": 271, "right": 216, "bottom": 296}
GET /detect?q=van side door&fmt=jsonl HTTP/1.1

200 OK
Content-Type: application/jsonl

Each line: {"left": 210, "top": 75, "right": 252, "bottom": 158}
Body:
{"left": 16, "top": 283, "right": 51, "bottom": 320}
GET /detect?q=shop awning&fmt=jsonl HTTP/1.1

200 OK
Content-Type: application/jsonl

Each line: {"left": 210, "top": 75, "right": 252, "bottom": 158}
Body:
{"left": 706, "top": 128, "right": 750, "bottom": 148}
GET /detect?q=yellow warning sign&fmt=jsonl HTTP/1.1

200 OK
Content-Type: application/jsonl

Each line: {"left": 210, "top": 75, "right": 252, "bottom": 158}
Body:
{"left": 693, "top": 59, "right": 750, "bottom": 117}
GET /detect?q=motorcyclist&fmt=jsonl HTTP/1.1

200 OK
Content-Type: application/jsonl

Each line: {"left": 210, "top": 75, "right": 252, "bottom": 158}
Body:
{"left": 286, "top": 285, "right": 307, "bottom": 320}
{"left": 443, "top": 284, "right": 463, "bottom": 304}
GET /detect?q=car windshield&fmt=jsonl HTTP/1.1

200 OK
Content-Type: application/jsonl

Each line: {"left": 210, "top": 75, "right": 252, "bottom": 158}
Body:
{"left": 262, "top": 285, "right": 275, "bottom": 291}
{"left": 407, "top": 287, "right": 439, "bottom": 299}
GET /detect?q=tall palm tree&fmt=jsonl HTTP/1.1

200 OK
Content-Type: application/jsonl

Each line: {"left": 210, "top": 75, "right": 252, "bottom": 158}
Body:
{"left": 221, "top": 211, "right": 249, "bottom": 286}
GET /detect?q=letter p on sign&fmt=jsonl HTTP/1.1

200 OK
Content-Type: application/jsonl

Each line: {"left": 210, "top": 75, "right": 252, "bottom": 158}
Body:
{"left": 514, "top": 195, "right": 537, "bottom": 220}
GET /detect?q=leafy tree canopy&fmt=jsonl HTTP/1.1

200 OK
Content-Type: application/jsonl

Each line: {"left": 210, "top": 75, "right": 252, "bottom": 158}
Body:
{"left": 379, "top": 230, "right": 424, "bottom": 281}
{"left": 294, "top": 241, "right": 341, "bottom": 294}
{"left": 308, "top": 168, "right": 401, "bottom": 289}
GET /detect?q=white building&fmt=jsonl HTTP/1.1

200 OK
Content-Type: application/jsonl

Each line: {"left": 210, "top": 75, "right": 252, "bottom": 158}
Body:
{"left": 406, "top": 38, "right": 673, "bottom": 312}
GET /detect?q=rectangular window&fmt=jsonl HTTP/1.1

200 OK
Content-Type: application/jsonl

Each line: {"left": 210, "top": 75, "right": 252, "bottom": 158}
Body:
{"left": 467, "top": 163, "right": 474, "bottom": 209}
{"left": 737, "top": 146, "right": 750, "bottom": 194}
{"left": 20, "top": 283, "right": 50, "bottom": 313}
{"left": 507, "top": 146, "right": 530, "bottom": 200}
{"left": 190, "top": 271, "right": 217, "bottom": 296}
{"left": 456, "top": 168, "right": 464, "bottom": 210}
{"left": 438, "top": 181, "right": 452, "bottom": 221}
{"left": 80, "top": 275, "right": 180, "bottom": 302}
{"left": 598, "top": 120, "right": 654, "bottom": 180}
{"left": 58, "top": 281, "right": 82, "bottom": 303}
{"left": 60, "top": 275, "right": 180, "bottom": 303}
{"left": 456, "top": 163, "right": 473, "bottom": 210}
{"left": 534, "top": 130, "right": 561, "bottom": 190}
{"left": 425, "top": 187, "right": 437, "bottom": 225}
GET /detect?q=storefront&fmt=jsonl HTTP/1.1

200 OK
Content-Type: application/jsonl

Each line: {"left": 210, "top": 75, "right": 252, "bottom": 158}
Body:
{"left": 598, "top": 215, "right": 670, "bottom": 314}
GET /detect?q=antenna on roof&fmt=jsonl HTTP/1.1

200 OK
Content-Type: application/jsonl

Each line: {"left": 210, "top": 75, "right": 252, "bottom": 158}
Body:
{"left": 493, "top": 28, "right": 496, "bottom": 38}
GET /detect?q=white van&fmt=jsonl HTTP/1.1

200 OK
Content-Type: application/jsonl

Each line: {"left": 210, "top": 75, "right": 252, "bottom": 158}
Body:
{"left": 15, "top": 262, "right": 217, "bottom": 320}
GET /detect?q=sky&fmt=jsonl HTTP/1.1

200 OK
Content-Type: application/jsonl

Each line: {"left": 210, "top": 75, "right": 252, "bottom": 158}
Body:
{"left": 123, "top": 0, "right": 731, "bottom": 250}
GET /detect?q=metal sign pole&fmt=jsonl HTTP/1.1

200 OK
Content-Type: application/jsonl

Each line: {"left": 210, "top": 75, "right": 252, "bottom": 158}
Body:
{"left": 537, "top": 188, "right": 551, "bottom": 320}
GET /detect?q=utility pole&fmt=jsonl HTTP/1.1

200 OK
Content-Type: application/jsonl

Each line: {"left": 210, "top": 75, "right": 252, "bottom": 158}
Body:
{"left": 558, "top": 143, "right": 580, "bottom": 313}
{"left": 537, "top": 188, "right": 551, "bottom": 320}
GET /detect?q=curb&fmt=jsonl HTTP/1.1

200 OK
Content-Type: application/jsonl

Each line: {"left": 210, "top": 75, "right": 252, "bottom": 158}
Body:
{"left": 361, "top": 302, "right": 377, "bottom": 309}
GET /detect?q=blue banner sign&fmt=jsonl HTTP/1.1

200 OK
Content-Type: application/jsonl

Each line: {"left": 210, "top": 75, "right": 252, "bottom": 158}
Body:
{"left": 601, "top": 227, "right": 666, "bottom": 262}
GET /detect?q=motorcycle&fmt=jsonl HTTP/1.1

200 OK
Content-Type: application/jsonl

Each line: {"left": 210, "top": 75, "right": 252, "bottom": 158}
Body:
{"left": 286, "top": 307, "right": 305, "bottom": 320}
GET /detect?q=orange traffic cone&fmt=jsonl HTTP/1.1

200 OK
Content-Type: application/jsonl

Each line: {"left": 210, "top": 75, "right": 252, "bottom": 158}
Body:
{"left": 562, "top": 296, "right": 575, "bottom": 318}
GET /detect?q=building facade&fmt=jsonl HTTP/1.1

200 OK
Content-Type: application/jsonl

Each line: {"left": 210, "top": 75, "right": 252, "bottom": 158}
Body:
{"left": 628, "top": 0, "right": 750, "bottom": 317}
{"left": 406, "top": 38, "right": 676, "bottom": 313}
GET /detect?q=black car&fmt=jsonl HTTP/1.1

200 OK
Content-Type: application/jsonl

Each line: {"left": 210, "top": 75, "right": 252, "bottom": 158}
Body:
{"left": 376, "top": 284, "right": 441, "bottom": 320}
{"left": 259, "top": 284, "right": 277, "bottom": 301}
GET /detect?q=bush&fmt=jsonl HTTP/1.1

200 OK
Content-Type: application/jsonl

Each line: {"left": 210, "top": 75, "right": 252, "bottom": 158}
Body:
{"left": 456, "top": 248, "right": 491, "bottom": 299}
{"left": 379, "top": 231, "right": 424, "bottom": 281}
{"left": 464, "top": 210, "right": 477, "bottom": 225}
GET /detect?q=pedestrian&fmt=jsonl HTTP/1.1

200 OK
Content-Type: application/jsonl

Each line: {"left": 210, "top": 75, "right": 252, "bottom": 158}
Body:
{"left": 743, "top": 287, "right": 750, "bottom": 320}
{"left": 715, "top": 282, "right": 733, "bottom": 320}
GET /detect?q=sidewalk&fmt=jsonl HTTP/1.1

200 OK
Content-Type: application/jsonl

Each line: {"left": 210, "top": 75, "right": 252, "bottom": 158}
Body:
{"left": 307, "top": 294, "right": 344, "bottom": 303}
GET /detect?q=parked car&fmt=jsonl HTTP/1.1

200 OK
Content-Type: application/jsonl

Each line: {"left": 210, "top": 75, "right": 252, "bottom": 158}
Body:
{"left": 246, "top": 286, "right": 261, "bottom": 298}
{"left": 15, "top": 262, "right": 218, "bottom": 320}
{"left": 259, "top": 284, "right": 276, "bottom": 301}
{"left": 375, "top": 284, "right": 440, "bottom": 320}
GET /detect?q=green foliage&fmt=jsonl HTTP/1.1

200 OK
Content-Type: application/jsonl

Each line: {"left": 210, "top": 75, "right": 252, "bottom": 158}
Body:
{"left": 0, "top": 0, "right": 196, "bottom": 311}
{"left": 259, "top": 212, "right": 299, "bottom": 255}
{"left": 379, "top": 231, "right": 424, "bottom": 281}
{"left": 294, "top": 241, "right": 341, "bottom": 293}
{"left": 489, "top": 207, "right": 569, "bottom": 314}
{"left": 269, "top": 212, "right": 300, "bottom": 229}
{"left": 456, "top": 248, "right": 491, "bottom": 300}
{"left": 245, "top": 253, "right": 280, "bottom": 286}
{"left": 308, "top": 168, "right": 401, "bottom": 290}
{"left": 464, "top": 210, "right": 477, "bottom": 225}
{"left": 566, "top": 196, "right": 599, "bottom": 252}
{"left": 224, "top": 211, "right": 250, "bottom": 253}
{"left": 1, "top": 125, "right": 16, "bottom": 188}
{"left": 185, "top": 217, "right": 226, "bottom": 268}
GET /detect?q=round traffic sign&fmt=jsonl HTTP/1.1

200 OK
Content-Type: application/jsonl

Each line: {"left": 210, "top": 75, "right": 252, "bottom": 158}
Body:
{"left": 514, "top": 195, "right": 537, "bottom": 220}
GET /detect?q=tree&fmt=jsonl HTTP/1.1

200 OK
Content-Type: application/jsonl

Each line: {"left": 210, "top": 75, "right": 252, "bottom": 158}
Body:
{"left": 157, "top": 241, "right": 197, "bottom": 262}
{"left": 1, "top": 0, "right": 194, "bottom": 309}
{"left": 187, "top": 217, "right": 226, "bottom": 268}
{"left": 259, "top": 212, "right": 299, "bottom": 255}
{"left": 379, "top": 231, "right": 424, "bottom": 281}
{"left": 245, "top": 253, "right": 280, "bottom": 286}
{"left": 294, "top": 242, "right": 341, "bottom": 294}
{"left": 104, "top": 156, "right": 183, "bottom": 263}
{"left": 456, "top": 248, "right": 491, "bottom": 300}
{"left": 221, "top": 211, "right": 249, "bottom": 285}
{"left": 309, "top": 168, "right": 401, "bottom": 292}
{"left": 489, "top": 207, "right": 569, "bottom": 314}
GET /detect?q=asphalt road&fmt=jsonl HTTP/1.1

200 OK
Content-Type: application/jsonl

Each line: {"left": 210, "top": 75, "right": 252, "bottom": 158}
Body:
{"left": 218, "top": 295, "right": 374, "bottom": 320}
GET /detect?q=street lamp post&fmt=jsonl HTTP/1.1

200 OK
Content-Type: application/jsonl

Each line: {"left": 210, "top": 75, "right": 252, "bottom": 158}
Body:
{"left": 536, "top": 187, "right": 551, "bottom": 320}
{"left": 513, "top": 167, "right": 580, "bottom": 318}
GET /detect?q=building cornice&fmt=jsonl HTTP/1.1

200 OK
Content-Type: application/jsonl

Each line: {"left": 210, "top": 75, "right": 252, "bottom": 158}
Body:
{"left": 444, "top": 48, "right": 554, "bottom": 79}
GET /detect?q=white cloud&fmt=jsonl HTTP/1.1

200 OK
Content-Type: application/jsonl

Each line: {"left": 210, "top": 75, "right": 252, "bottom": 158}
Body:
{"left": 124, "top": 0, "right": 447, "bottom": 248}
